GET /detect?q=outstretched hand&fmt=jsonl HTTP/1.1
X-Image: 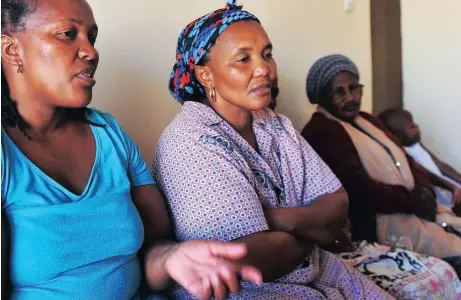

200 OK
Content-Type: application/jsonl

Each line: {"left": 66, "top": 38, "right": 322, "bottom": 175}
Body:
{"left": 164, "top": 240, "right": 262, "bottom": 300}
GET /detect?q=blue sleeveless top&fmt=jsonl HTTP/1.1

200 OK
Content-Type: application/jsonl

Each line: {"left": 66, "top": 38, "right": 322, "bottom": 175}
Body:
{"left": 1, "top": 109, "right": 154, "bottom": 299}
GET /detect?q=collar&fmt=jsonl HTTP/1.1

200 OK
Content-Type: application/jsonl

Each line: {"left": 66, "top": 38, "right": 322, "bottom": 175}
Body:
{"left": 181, "top": 101, "right": 270, "bottom": 127}
{"left": 85, "top": 108, "right": 107, "bottom": 126}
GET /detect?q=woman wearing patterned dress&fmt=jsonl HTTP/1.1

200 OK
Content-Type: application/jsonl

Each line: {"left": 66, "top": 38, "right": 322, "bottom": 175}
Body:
{"left": 153, "top": 1, "right": 392, "bottom": 299}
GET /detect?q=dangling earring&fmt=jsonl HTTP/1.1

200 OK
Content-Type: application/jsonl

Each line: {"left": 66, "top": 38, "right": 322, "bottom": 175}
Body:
{"left": 209, "top": 86, "right": 216, "bottom": 103}
{"left": 16, "top": 64, "right": 22, "bottom": 73}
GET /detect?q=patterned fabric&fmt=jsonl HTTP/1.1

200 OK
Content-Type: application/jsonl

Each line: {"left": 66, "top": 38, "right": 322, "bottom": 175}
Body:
{"left": 169, "top": 0, "right": 259, "bottom": 103}
{"left": 340, "top": 242, "right": 461, "bottom": 300}
{"left": 153, "top": 101, "right": 392, "bottom": 299}
{"left": 306, "top": 54, "right": 360, "bottom": 104}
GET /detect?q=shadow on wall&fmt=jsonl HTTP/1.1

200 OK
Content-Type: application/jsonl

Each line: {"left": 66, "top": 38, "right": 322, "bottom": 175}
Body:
{"left": 91, "top": 59, "right": 180, "bottom": 164}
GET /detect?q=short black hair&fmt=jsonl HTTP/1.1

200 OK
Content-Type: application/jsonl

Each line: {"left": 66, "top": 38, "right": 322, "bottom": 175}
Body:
{"left": 1, "top": 0, "right": 37, "bottom": 34}
{"left": 378, "top": 108, "right": 412, "bottom": 135}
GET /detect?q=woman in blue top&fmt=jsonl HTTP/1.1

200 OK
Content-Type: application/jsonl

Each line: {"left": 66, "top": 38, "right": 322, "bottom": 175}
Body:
{"left": 0, "top": 0, "right": 262, "bottom": 299}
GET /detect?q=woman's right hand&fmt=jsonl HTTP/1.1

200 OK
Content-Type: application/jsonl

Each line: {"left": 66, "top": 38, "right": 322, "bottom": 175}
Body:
{"left": 164, "top": 240, "right": 262, "bottom": 300}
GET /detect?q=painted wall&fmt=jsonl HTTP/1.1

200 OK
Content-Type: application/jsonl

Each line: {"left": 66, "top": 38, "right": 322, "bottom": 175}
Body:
{"left": 401, "top": 0, "right": 461, "bottom": 170}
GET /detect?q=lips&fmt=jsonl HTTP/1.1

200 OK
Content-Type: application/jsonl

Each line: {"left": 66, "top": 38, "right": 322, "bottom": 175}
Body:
{"left": 75, "top": 66, "right": 96, "bottom": 87}
{"left": 343, "top": 103, "right": 360, "bottom": 112}
{"left": 250, "top": 83, "right": 271, "bottom": 96}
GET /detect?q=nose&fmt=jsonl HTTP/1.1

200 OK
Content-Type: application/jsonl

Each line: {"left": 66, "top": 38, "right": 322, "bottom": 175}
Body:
{"left": 78, "top": 40, "right": 99, "bottom": 63}
{"left": 253, "top": 58, "right": 270, "bottom": 77}
{"left": 344, "top": 88, "right": 355, "bottom": 102}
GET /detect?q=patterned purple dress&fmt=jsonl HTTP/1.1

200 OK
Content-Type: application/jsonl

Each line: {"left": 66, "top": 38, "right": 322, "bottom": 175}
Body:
{"left": 153, "top": 102, "right": 392, "bottom": 299}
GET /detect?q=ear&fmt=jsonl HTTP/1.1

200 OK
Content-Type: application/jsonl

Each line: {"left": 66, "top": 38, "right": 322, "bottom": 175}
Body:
{"left": 194, "top": 65, "right": 214, "bottom": 89}
{"left": 1, "top": 34, "right": 22, "bottom": 67}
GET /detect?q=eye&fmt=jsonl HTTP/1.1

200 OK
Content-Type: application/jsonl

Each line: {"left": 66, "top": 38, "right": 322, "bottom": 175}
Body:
{"left": 237, "top": 56, "right": 250, "bottom": 63}
{"left": 88, "top": 34, "right": 97, "bottom": 46}
{"left": 350, "top": 83, "right": 364, "bottom": 93}
{"left": 333, "top": 87, "right": 346, "bottom": 97}
{"left": 59, "top": 29, "right": 77, "bottom": 40}
{"left": 264, "top": 52, "right": 273, "bottom": 60}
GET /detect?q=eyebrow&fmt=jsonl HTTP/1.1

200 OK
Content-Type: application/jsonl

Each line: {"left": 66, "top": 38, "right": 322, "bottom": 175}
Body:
{"left": 56, "top": 18, "right": 98, "bottom": 30}
{"left": 59, "top": 17, "right": 83, "bottom": 24}
{"left": 233, "top": 43, "right": 273, "bottom": 54}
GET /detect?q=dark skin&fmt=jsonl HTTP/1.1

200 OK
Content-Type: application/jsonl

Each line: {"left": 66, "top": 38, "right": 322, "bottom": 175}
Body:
{"left": 321, "top": 71, "right": 363, "bottom": 122}
{"left": 391, "top": 113, "right": 461, "bottom": 205}
{"left": 195, "top": 20, "right": 276, "bottom": 150}
{"left": 1, "top": 1, "right": 261, "bottom": 299}
{"left": 399, "top": 114, "right": 461, "bottom": 185}
{"left": 320, "top": 71, "right": 437, "bottom": 218}
{"left": 2, "top": 0, "right": 100, "bottom": 195}
{"left": 195, "top": 20, "right": 349, "bottom": 281}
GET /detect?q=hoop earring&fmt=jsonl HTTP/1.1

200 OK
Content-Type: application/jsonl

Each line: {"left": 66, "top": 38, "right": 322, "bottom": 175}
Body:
{"left": 209, "top": 86, "right": 216, "bottom": 103}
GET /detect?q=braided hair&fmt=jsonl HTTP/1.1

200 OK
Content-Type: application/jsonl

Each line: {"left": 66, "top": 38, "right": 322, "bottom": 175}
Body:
{"left": 1, "top": 0, "right": 36, "bottom": 138}
{"left": 1, "top": 0, "right": 88, "bottom": 140}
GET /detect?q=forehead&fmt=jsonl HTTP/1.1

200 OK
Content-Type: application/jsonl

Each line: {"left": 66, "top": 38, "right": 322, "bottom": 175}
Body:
{"left": 212, "top": 20, "right": 270, "bottom": 54}
{"left": 26, "top": 0, "right": 95, "bottom": 28}
{"left": 331, "top": 71, "right": 359, "bottom": 87}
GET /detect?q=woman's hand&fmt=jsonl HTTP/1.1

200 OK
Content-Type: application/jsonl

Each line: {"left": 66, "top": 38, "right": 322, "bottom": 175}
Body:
{"left": 322, "top": 220, "right": 355, "bottom": 254}
{"left": 263, "top": 188, "right": 349, "bottom": 246}
{"left": 164, "top": 240, "right": 262, "bottom": 300}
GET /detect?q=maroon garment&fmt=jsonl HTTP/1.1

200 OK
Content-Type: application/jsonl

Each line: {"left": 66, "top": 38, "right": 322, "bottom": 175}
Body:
{"left": 302, "top": 111, "right": 435, "bottom": 242}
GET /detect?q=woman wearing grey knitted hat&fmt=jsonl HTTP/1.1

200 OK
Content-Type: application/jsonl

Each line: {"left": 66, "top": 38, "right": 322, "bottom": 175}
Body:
{"left": 305, "top": 54, "right": 362, "bottom": 121}
{"left": 302, "top": 54, "right": 461, "bottom": 275}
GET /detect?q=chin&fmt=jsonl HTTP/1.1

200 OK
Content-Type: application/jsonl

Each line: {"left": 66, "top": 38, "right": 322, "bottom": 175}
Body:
{"left": 248, "top": 95, "right": 272, "bottom": 111}
{"left": 65, "top": 91, "right": 93, "bottom": 108}
{"left": 342, "top": 110, "right": 360, "bottom": 121}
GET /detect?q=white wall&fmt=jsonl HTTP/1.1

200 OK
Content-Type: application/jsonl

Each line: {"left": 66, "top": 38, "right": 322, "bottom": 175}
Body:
{"left": 87, "top": 0, "right": 373, "bottom": 162}
{"left": 401, "top": 0, "right": 461, "bottom": 170}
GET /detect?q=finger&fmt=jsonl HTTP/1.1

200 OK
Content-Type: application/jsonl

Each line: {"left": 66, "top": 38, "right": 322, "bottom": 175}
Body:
{"left": 210, "top": 273, "right": 228, "bottom": 300}
{"left": 239, "top": 265, "right": 263, "bottom": 285}
{"left": 207, "top": 241, "right": 247, "bottom": 260}
{"left": 197, "top": 276, "right": 212, "bottom": 300}
{"left": 181, "top": 272, "right": 210, "bottom": 300}
{"left": 218, "top": 264, "right": 241, "bottom": 294}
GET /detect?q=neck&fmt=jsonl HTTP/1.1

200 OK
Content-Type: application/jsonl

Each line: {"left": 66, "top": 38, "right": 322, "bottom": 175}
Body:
{"left": 317, "top": 105, "right": 357, "bottom": 123}
{"left": 402, "top": 140, "right": 418, "bottom": 147}
{"left": 9, "top": 89, "right": 69, "bottom": 138}
{"left": 207, "top": 99, "right": 253, "bottom": 134}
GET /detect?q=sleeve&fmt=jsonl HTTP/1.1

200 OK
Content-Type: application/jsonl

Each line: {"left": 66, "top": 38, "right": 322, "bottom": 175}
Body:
{"left": 153, "top": 130, "right": 269, "bottom": 242}
{"left": 1, "top": 140, "right": 7, "bottom": 204}
{"left": 297, "top": 130, "right": 343, "bottom": 203}
{"left": 302, "top": 117, "right": 429, "bottom": 216}
{"left": 105, "top": 114, "right": 155, "bottom": 187}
